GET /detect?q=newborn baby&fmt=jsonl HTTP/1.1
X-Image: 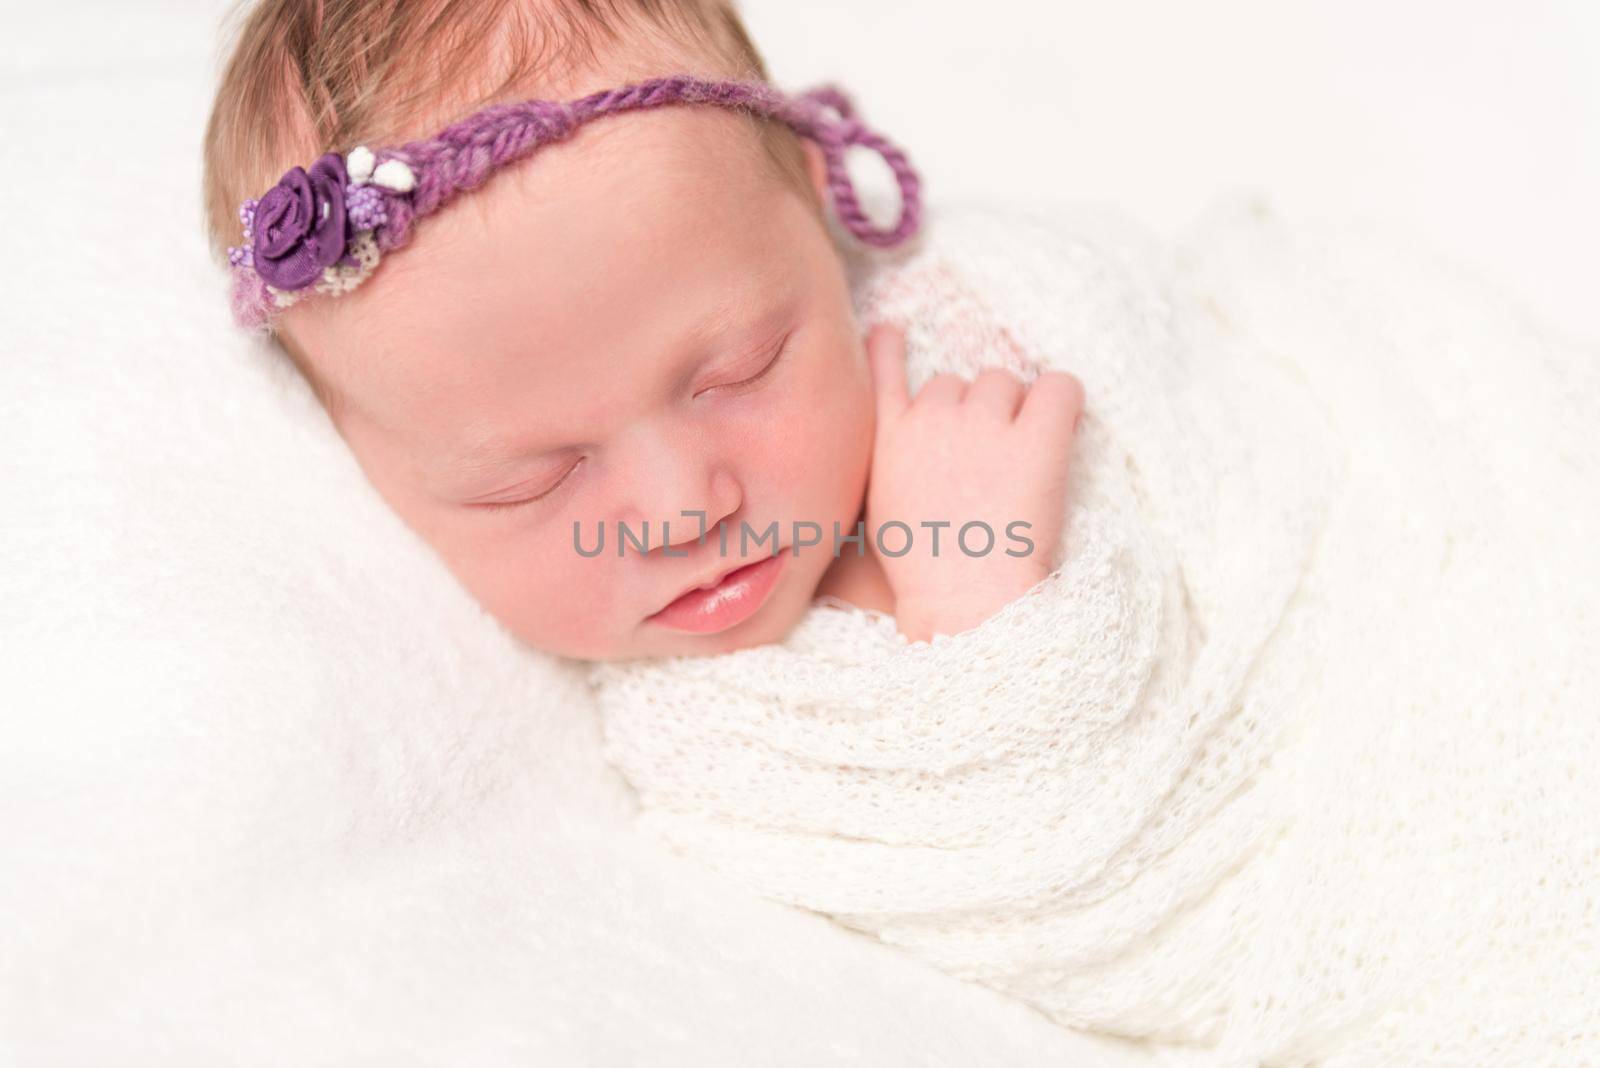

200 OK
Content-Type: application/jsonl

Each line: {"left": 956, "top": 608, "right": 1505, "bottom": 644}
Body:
{"left": 205, "top": 2, "right": 1600, "bottom": 1065}
{"left": 204, "top": 0, "right": 1082, "bottom": 664}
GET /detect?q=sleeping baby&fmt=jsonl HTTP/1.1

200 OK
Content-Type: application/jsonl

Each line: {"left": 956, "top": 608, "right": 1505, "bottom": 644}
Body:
{"left": 203, "top": 0, "right": 1083, "bottom": 664}
{"left": 204, "top": 1, "right": 1600, "bottom": 1065}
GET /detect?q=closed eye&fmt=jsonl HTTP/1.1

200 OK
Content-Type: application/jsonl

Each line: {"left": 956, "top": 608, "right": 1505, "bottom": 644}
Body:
{"left": 698, "top": 333, "right": 791, "bottom": 398}
{"left": 473, "top": 457, "right": 582, "bottom": 513}
{"left": 471, "top": 333, "right": 791, "bottom": 516}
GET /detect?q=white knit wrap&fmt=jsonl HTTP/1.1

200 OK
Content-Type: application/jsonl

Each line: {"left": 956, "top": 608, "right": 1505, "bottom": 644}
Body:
{"left": 587, "top": 199, "right": 1600, "bottom": 1066}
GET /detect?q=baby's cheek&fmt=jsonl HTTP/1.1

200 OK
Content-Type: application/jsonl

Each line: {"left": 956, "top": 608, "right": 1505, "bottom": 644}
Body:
{"left": 536, "top": 554, "right": 623, "bottom": 623}
{"left": 459, "top": 534, "right": 608, "bottom": 654}
{"left": 775, "top": 361, "right": 872, "bottom": 489}
{"left": 802, "top": 364, "right": 874, "bottom": 500}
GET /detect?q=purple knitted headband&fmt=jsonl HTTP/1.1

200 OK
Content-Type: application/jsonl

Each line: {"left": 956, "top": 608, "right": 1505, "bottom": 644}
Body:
{"left": 226, "top": 73, "right": 923, "bottom": 332}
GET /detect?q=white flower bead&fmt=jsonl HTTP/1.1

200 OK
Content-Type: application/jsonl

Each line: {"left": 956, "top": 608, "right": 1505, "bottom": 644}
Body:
{"left": 371, "top": 159, "right": 416, "bottom": 193}
{"left": 346, "top": 145, "right": 376, "bottom": 185}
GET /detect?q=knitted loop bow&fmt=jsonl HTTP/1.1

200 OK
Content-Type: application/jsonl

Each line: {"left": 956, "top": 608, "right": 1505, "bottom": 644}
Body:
{"left": 227, "top": 74, "right": 924, "bottom": 332}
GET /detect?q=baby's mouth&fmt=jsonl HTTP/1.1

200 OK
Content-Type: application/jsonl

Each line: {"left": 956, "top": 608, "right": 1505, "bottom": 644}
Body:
{"left": 652, "top": 547, "right": 786, "bottom": 615}
{"left": 645, "top": 548, "right": 789, "bottom": 634}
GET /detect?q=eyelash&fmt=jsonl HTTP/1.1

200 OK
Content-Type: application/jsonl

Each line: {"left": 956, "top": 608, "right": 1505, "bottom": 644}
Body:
{"left": 475, "top": 335, "right": 792, "bottom": 514}
{"left": 476, "top": 458, "right": 583, "bottom": 512}
{"left": 698, "top": 332, "right": 791, "bottom": 398}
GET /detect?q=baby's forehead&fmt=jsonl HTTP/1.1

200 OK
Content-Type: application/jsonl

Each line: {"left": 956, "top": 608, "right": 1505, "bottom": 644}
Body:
{"left": 419, "top": 127, "right": 782, "bottom": 311}
{"left": 298, "top": 146, "right": 803, "bottom": 417}
{"left": 483, "top": 103, "right": 781, "bottom": 213}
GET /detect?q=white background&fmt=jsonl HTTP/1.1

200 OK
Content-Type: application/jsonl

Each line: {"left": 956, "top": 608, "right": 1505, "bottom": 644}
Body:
{"left": 745, "top": 0, "right": 1600, "bottom": 345}
{"left": 8, "top": 1, "right": 1591, "bottom": 341}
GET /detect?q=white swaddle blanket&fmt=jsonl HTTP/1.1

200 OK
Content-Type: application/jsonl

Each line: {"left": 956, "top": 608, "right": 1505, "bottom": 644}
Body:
{"left": 587, "top": 199, "right": 1600, "bottom": 1066}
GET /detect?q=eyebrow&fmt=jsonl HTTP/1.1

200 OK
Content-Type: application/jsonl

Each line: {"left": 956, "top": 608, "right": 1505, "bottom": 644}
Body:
{"left": 443, "top": 289, "right": 796, "bottom": 480}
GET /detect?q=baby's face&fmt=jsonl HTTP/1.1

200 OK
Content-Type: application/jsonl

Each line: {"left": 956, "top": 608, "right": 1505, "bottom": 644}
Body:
{"left": 283, "top": 108, "right": 876, "bottom": 661}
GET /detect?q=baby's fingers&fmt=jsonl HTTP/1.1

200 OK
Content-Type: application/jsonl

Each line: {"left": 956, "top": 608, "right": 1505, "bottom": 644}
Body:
{"left": 1018, "top": 370, "right": 1086, "bottom": 436}
{"left": 866, "top": 322, "right": 910, "bottom": 424}
{"left": 965, "top": 368, "right": 1028, "bottom": 421}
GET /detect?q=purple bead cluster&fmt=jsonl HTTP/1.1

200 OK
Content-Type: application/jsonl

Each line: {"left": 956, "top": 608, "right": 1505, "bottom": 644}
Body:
{"left": 345, "top": 183, "right": 388, "bottom": 232}
{"left": 227, "top": 200, "right": 259, "bottom": 270}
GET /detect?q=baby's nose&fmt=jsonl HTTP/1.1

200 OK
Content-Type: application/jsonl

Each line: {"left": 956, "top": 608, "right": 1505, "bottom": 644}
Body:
{"left": 616, "top": 431, "right": 742, "bottom": 552}
{"left": 651, "top": 466, "right": 742, "bottom": 551}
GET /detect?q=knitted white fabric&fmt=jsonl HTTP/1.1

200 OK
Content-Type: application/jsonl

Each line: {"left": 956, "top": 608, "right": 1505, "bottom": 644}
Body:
{"left": 587, "top": 198, "right": 1600, "bottom": 1067}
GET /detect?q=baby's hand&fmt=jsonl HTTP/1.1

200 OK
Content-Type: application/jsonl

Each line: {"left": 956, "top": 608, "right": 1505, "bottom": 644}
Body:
{"left": 862, "top": 323, "right": 1084, "bottom": 643}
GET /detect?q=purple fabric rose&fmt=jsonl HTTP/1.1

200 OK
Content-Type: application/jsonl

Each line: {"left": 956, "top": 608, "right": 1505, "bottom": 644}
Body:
{"left": 252, "top": 153, "right": 351, "bottom": 290}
